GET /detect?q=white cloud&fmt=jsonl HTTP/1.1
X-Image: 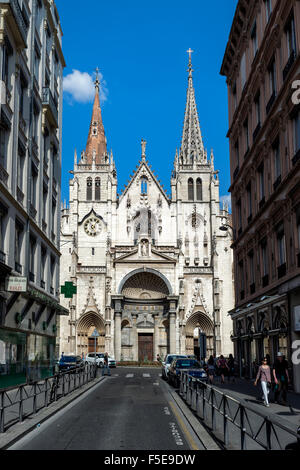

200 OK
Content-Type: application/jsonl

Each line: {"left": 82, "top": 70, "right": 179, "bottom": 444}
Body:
{"left": 220, "top": 194, "right": 232, "bottom": 212}
{"left": 63, "top": 69, "right": 108, "bottom": 104}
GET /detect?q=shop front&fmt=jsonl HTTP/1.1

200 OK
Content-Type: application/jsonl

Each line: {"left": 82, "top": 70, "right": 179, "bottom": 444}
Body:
{"left": 0, "top": 328, "right": 56, "bottom": 389}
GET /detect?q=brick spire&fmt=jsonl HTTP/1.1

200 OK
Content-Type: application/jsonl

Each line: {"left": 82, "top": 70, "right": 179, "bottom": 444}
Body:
{"left": 85, "top": 69, "right": 107, "bottom": 164}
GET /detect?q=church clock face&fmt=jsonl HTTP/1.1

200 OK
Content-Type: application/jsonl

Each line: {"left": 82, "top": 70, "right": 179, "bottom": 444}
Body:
{"left": 84, "top": 217, "right": 101, "bottom": 237}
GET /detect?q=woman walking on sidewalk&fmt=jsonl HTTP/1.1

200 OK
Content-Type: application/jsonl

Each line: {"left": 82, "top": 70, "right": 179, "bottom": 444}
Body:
{"left": 217, "top": 355, "right": 229, "bottom": 384}
{"left": 207, "top": 355, "right": 215, "bottom": 384}
{"left": 254, "top": 357, "right": 271, "bottom": 407}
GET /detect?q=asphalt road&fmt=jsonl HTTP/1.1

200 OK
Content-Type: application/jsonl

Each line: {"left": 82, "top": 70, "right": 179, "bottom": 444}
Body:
{"left": 8, "top": 367, "right": 206, "bottom": 451}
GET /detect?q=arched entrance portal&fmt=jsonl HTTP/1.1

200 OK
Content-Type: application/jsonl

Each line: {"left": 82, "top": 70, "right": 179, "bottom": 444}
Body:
{"left": 113, "top": 268, "right": 176, "bottom": 362}
{"left": 77, "top": 312, "right": 105, "bottom": 357}
{"left": 185, "top": 311, "right": 214, "bottom": 360}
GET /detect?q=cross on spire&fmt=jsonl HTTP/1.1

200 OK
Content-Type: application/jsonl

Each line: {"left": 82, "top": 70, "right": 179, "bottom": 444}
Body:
{"left": 187, "top": 48, "right": 194, "bottom": 75}
{"left": 95, "top": 67, "right": 100, "bottom": 91}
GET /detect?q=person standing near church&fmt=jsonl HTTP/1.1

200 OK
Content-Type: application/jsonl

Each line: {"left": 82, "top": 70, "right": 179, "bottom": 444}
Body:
{"left": 102, "top": 352, "right": 111, "bottom": 376}
{"left": 273, "top": 352, "right": 289, "bottom": 405}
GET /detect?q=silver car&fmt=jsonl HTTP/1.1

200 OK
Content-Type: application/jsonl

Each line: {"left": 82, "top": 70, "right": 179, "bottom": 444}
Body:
{"left": 161, "top": 354, "right": 188, "bottom": 380}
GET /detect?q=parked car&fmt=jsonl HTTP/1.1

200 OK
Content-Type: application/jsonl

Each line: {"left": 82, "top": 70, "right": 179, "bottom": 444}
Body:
{"left": 85, "top": 353, "right": 105, "bottom": 367}
{"left": 108, "top": 356, "right": 116, "bottom": 368}
{"left": 168, "top": 358, "right": 207, "bottom": 388}
{"left": 59, "top": 355, "right": 84, "bottom": 372}
{"left": 161, "top": 354, "right": 187, "bottom": 380}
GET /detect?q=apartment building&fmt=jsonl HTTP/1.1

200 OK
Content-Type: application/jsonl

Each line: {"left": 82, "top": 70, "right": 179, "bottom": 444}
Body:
{"left": 0, "top": 0, "right": 67, "bottom": 388}
{"left": 221, "top": 0, "right": 300, "bottom": 391}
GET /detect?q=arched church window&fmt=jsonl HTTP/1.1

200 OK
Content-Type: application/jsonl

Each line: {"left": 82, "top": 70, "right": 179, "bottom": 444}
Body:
{"left": 141, "top": 177, "right": 148, "bottom": 195}
{"left": 95, "top": 177, "right": 101, "bottom": 200}
{"left": 87, "top": 177, "right": 92, "bottom": 201}
{"left": 188, "top": 178, "right": 194, "bottom": 201}
{"left": 196, "top": 178, "right": 202, "bottom": 201}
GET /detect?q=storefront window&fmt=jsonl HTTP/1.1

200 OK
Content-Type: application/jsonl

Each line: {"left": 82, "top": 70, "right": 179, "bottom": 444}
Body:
{"left": 27, "top": 334, "right": 56, "bottom": 382}
{"left": 0, "top": 329, "right": 26, "bottom": 388}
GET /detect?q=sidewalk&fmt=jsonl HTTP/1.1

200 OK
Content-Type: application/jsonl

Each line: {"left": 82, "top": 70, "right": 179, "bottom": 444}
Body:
{"left": 210, "top": 376, "right": 300, "bottom": 432}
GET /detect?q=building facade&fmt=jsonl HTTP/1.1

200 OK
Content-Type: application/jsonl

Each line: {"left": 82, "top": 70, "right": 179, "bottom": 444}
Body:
{"left": 59, "top": 57, "right": 234, "bottom": 363}
{"left": 221, "top": 0, "right": 300, "bottom": 390}
{"left": 0, "top": 0, "right": 67, "bottom": 388}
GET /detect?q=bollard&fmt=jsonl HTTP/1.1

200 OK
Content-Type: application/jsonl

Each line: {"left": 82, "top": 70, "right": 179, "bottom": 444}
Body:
{"left": 33, "top": 382, "right": 37, "bottom": 414}
{"left": 0, "top": 391, "right": 4, "bottom": 433}
{"left": 19, "top": 386, "right": 24, "bottom": 423}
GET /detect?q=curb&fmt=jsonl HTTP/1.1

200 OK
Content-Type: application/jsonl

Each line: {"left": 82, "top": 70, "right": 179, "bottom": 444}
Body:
{"left": 169, "top": 389, "right": 220, "bottom": 450}
{"left": 0, "top": 376, "right": 106, "bottom": 450}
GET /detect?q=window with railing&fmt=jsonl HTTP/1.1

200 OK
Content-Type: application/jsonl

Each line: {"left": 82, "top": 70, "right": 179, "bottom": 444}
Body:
{"left": 276, "top": 223, "right": 286, "bottom": 277}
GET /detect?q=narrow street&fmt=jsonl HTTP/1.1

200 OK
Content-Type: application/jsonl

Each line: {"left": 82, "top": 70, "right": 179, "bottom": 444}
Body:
{"left": 7, "top": 368, "right": 211, "bottom": 451}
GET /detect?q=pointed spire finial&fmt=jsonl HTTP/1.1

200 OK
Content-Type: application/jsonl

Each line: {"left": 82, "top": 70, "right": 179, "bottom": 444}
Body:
{"left": 187, "top": 48, "right": 194, "bottom": 76}
{"left": 141, "top": 138, "right": 147, "bottom": 160}
{"left": 95, "top": 67, "right": 100, "bottom": 92}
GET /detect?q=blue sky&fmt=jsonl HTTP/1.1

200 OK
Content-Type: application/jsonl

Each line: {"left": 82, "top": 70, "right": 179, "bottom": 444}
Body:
{"left": 56, "top": 0, "right": 238, "bottom": 208}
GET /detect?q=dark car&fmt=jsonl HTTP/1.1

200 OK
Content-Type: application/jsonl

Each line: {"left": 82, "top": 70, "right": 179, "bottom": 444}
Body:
{"left": 58, "top": 355, "right": 84, "bottom": 372}
{"left": 168, "top": 358, "right": 207, "bottom": 388}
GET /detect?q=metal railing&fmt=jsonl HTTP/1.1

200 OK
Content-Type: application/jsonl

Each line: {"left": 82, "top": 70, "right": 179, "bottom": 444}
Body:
{"left": 0, "top": 364, "right": 97, "bottom": 434}
{"left": 179, "top": 371, "right": 300, "bottom": 450}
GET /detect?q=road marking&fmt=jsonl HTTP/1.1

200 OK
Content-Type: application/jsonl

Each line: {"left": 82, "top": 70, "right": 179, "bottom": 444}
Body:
{"left": 126, "top": 374, "right": 134, "bottom": 378}
{"left": 169, "top": 401, "right": 200, "bottom": 450}
{"left": 164, "top": 407, "right": 171, "bottom": 415}
{"left": 143, "top": 373, "right": 150, "bottom": 378}
{"left": 153, "top": 382, "right": 159, "bottom": 386}
{"left": 169, "top": 421, "right": 184, "bottom": 446}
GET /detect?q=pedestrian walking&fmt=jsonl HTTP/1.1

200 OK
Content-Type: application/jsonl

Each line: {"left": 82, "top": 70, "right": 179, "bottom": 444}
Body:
{"left": 157, "top": 354, "right": 161, "bottom": 364}
{"left": 102, "top": 352, "right": 111, "bottom": 376}
{"left": 217, "top": 355, "right": 229, "bottom": 384}
{"left": 273, "top": 352, "right": 289, "bottom": 405}
{"left": 207, "top": 355, "right": 215, "bottom": 384}
{"left": 227, "top": 354, "right": 235, "bottom": 383}
{"left": 254, "top": 357, "right": 271, "bottom": 407}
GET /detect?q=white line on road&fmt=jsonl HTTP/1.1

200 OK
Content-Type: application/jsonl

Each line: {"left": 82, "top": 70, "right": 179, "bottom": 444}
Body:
{"left": 143, "top": 374, "right": 150, "bottom": 378}
{"left": 126, "top": 374, "right": 134, "bottom": 378}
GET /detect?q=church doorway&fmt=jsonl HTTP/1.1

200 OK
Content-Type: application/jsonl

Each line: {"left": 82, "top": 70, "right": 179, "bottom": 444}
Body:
{"left": 185, "top": 312, "right": 214, "bottom": 359}
{"left": 138, "top": 333, "right": 153, "bottom": 362}
{"left": 77, "top": 312, "right": 105, "bottom": 357}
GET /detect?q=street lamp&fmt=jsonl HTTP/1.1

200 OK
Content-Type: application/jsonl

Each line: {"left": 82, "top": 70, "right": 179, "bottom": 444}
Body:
{"left": 219, "top": 223, "right": 234, "bottom": 232}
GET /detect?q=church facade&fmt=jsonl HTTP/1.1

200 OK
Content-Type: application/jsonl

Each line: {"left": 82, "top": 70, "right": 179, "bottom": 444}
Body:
{"left": 58, "top": 57, "right": 234, "bottom": 362}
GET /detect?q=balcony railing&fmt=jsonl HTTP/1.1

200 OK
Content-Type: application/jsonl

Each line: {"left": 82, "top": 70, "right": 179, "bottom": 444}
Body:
{"left": 0, "top": 164, "right": 9, "bottom": 186}
{"left": 0, "top": 250, "right": 6, "bottom": 264}
{"left": 42, "top": 87, "right": 58, "bottom": 128}
{"left": 41, "top": 280, "right": 45, "bottom": 289}
{"left": 29, "top": 204, "right": 37, "bottom": 221}
{"left": 15, "top": 262, "right": 22, "bottom": 274}
{"left": 1, "top": 0, "right": 28, "bottom": 46}
{"left": 17, "top": 187, "right": 24, "bottom": 205}
{"left": 283, "top": 50, "right": 295, "bottom": 81}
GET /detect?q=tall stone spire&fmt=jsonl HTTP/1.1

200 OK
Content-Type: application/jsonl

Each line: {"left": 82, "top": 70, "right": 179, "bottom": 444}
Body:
{"left": 85, "top": 68, "right": 107, "bottom": 165}
{"left": 180, "top": 50, "right": 205, "bottom": 164}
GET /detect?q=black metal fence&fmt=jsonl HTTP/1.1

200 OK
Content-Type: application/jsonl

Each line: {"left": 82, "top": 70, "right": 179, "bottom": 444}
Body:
{"left": 0, "top": 364, "right": 97, "bottom": 434}
{"left": 179, "top": 372, "right": 300, "bottom": 450}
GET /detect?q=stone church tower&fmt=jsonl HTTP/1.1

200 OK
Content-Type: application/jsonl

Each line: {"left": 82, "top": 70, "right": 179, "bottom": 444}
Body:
{"left": 59, "top": 57, "right": 234, "bottom": 361}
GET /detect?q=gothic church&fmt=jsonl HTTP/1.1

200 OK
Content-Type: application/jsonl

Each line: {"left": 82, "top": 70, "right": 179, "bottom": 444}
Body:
{"left": 59, "top": 55, "right": 234, "bottom": 361}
